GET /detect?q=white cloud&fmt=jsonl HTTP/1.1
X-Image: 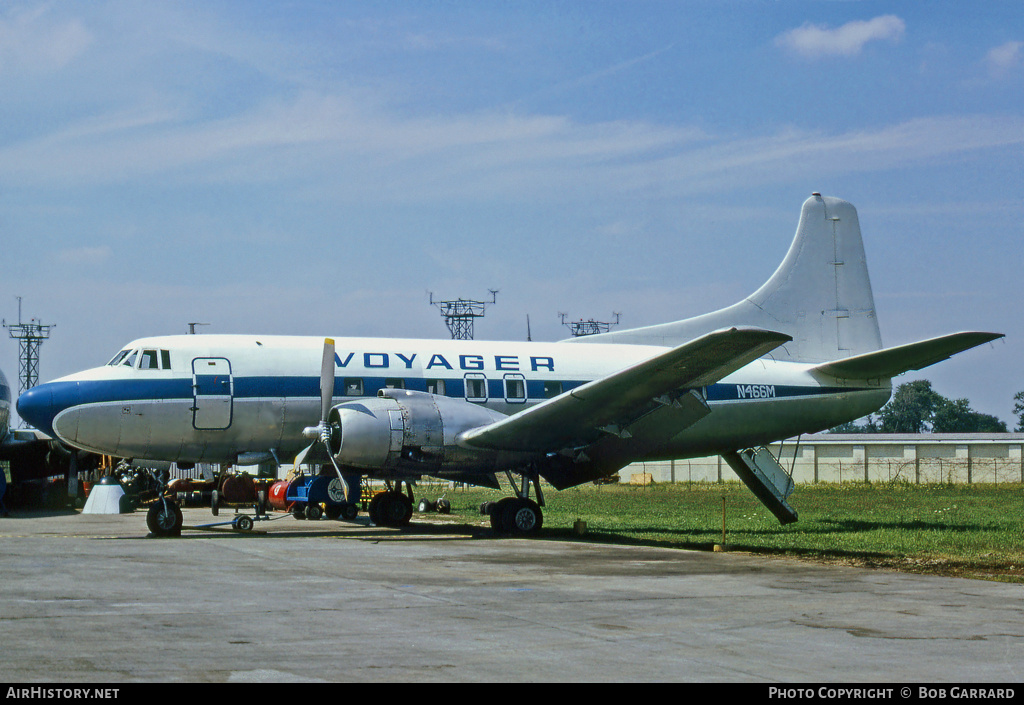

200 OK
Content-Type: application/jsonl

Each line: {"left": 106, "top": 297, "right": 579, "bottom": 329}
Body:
{"left": 775, "top": 15, "right": 905, "bottom": 58}
{"left": 986, "top": 41, "right": 1023, "bottom": 75}
{"left": 57, "top": 245, "right": 112, "bottom": 266}
{"left": 0, "top": 5, "right": 93, "bottom": 76}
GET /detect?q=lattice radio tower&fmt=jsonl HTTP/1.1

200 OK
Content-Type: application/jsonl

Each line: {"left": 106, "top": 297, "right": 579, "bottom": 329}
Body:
{"left": 430, "top": 290, "right": 498, "bottom": 340}
{"left": 3, "top": 297, "right": 54, "bottom": 396}
{"left": 559, "top": 312, "right": 621, "bottom": 337}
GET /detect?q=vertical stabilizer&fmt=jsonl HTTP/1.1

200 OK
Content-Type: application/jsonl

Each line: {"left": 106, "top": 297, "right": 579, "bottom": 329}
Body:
{"left": 574, "top": 194, "right": 883, "bottom": 363}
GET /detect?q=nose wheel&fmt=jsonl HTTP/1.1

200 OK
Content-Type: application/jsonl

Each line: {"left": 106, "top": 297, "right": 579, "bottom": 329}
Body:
{"left": 146, "top": 499, "right": 183, "bottom": 537}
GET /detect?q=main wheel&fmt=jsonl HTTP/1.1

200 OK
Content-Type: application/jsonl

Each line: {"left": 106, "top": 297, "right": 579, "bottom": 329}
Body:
{"left": 489, "top": 497, "right": 514, "bottom": 533}
{"left": 371, "top": 492, "right": 413, "bottom": 527}
{"left": 146, "top": 500, "right": 183, "bottom": 537}
{"left": 509, "top": 498, "right": 543, "bottom": 535}
{"left": 368, "top": 493, "right": 384, "bottom": 526}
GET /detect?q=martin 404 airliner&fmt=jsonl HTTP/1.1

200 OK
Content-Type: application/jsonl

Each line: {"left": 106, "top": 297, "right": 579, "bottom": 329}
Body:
{"left": 18, "top": 195, "right": 1002, "bottom": 536}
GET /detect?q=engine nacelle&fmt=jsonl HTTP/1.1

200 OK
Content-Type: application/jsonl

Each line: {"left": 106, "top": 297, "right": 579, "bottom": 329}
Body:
{"left": 327, "top": 389, "right": 521, "bottom": 475}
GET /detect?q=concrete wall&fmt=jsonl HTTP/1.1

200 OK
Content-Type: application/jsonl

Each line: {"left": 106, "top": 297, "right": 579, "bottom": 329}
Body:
{"left": 621, "top": 434, "right": 1024, "bottom": 485}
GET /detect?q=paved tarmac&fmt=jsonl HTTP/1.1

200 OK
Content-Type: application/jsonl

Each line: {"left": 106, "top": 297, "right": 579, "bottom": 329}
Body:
{"left": 0, "top": 506, "right": 1022, "bottom": 683}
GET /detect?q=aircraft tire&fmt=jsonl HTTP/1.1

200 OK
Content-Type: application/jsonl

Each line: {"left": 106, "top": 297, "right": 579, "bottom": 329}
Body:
{"left": 509, "top": 498, "right": 542, "bottom": 535}
{"left": 368, "top": 493, "right": 384, "bottom": 526}
{"left": 386, "top": 492, "right": 413, "bottom": 527}
{"left": 146, "top": 501, "right": 183, "bottom": 538}
{"left": 489, "top": 498, "right": 514, "bottom": 533}
{"left": 371, "top": 492, "right": 412, "bottom": 527}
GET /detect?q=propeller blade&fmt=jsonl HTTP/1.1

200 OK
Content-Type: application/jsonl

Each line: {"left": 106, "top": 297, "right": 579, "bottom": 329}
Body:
{"left": 320, "top": 338, "right": 336, "bottom": 424}
{"left": 325, "top": 453, "right": 350, "bottom": 502}
{"left": 295, "top": 337, "right": 351, "bottom": 501}
{"left": 293, "top": 442, "right": 312, "bottom": 470}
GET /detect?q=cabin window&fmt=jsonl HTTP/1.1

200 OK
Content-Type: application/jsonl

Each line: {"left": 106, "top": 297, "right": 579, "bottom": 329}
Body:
{"left": 464, "top": 374, "right": 487, "bottom": 402}
{"left": 426, "top": 379, "right": 446, "bottom": 395}
{"left": 344, "top": 378, "right": 364, "bottom": 396}
{"left": 543, "top": 381, "right": 562, "bottom": 399}
{"left": 504, "top": 374, "right": 526, "bottom": 403}
{"left": 384, "top": 378, "right": 405, "bottom": 390}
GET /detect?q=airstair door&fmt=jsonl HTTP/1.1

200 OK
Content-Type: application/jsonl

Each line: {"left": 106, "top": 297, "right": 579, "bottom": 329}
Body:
{"left": 192, "top": 357, "right": 233, "bottom": 430}
{"left": 721, "top": 447, "right": 799, "bottom": 525}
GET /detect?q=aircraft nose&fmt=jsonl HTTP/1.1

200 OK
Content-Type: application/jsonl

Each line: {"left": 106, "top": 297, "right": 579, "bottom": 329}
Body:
{"left": 17, "top": 382, "right": 74, "bottom": 438}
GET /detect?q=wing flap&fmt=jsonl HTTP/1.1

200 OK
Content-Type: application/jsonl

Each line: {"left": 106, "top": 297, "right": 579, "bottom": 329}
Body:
{"left": 812, "top": 332, "right": 1003, "bottom": 380}
{"left": 459, "top": 327, "right": 791, "bottom": 453}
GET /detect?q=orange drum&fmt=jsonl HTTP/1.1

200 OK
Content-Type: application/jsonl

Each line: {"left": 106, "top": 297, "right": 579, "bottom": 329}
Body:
{"left": 267, "top": 480, "right": 291, "bottom": 511}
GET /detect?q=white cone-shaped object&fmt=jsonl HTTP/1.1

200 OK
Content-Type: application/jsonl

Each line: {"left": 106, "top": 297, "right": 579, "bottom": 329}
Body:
{"left": 82, "top": 477, "right": 126, "bottom": 514}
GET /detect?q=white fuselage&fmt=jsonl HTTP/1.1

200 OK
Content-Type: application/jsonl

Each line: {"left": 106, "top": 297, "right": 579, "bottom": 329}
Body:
{"left": 18, "top": 334, "right": 891, "bottom": 468}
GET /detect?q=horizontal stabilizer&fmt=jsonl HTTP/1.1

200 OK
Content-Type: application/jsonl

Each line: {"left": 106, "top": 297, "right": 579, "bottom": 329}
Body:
{"left": 812, "top": 332, "right": 1003, "bottom": 380}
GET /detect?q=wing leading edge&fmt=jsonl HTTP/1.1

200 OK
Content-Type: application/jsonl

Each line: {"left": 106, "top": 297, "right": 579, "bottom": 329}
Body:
{"left": 458, "top": 327, "right": 792, "bottom": 455}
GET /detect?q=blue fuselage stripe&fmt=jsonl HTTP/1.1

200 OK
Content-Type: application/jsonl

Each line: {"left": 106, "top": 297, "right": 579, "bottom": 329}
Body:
{"left": 21, "top": 375, "right": 872, "bottom": 440}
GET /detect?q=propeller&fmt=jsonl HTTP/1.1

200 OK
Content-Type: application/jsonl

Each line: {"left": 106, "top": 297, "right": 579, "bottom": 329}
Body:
{"left": 297, "top": 338, "right": 351, "bottom": 501}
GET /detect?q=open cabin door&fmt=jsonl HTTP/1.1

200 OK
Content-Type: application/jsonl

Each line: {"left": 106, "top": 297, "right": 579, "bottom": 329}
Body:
{"left": 192, "top": 357, "right": 233, "bottom": 430}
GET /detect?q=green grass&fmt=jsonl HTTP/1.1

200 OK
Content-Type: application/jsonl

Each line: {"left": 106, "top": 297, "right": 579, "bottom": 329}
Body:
{"left": 422, "top": 481, "right": 1024, "bottom": 582}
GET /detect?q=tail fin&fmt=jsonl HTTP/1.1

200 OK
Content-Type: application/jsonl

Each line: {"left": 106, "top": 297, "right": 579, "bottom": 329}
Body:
{"left": 574, "top": 194, "right": 883, "bottom": 363}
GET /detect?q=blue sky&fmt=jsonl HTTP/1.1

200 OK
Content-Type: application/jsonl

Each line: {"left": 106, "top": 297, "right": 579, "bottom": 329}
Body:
{"left": 1, "top": 1, "right": 1021, "bottom": 425}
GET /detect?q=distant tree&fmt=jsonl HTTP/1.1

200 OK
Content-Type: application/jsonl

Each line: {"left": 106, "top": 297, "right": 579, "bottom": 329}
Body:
{"left": 931, "top": 397, "right": 1007, "bottom": 433}
{"left": 829, "top": 415, "right": 878, "bottom": 434}
{"left": 829, "top": 380, "right": 1010, "bottom": 434}
{"left": 877, "top": 380, "right": 943, "bottom": 433}
{"left": 1013, "top": 391, "right": 1024, "bottom": 432}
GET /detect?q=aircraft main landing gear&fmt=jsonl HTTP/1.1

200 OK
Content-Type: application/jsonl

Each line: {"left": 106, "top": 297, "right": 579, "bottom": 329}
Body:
{"left": 368, "top": 480, "right": 414, "bottom": 528}
{"left": 487, "top": 468, "right": 545, "bottom": 536}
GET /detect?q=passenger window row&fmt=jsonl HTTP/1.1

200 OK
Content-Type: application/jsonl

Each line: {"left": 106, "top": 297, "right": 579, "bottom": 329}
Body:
{"left": 342, "top": 375, "right": 564, "bottom": 402}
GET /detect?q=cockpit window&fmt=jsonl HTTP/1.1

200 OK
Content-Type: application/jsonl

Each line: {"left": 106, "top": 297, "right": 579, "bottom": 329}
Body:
{"left": 140, "top": 350, "right": 159, "bottom": 370}
{"left": 107, "top": 350, "right": 131, "bottom": 366}
{"left": 108, "top": 347, "right": 172, "bottom": 370}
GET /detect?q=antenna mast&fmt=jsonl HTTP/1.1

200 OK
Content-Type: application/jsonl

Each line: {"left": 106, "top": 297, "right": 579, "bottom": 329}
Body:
{"left": 559, "top": 312, "right": 621, "bottom": 337}
{"left": 429, "top": 290, "right": 498, "bottom": 340}
{"left": 3, "top": 297, "right": 55, "bottom": 397}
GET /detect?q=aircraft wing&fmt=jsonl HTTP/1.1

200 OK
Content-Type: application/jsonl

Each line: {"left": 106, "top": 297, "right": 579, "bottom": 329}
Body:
{"left": 459, "top": 327, "right": 792, "bottom": 453}
{"left": 812, "top": 332, "right": 1004, "bottom": 380}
